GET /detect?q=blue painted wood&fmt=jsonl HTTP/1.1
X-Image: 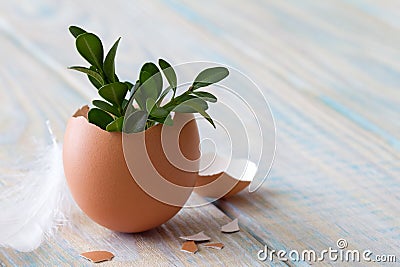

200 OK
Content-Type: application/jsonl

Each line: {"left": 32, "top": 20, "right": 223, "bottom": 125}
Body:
{"left": 0, "top": 0, "right": 399, "bottom": 265}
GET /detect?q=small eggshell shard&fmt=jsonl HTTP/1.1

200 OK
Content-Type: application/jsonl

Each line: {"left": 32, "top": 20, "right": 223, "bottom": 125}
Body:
{"left": 195, "top": 154, "right": 257, "bottom": 199}
{"left": 179, "top": 231, "right": 211, "bottom": 241}
{"left": 73, "top": 105, "right": 89, "bottom": 119}
{"left": 221, "top": 218, "right": 240, "bottom": 233}
{"left": 181, "top": 241, "right": 198, "bottom": 254}
{"left": 203, "top": 242, "right": 224, "bottom": 250}
{"left": 80, "top": 250, "right": 114, "bottom": 263}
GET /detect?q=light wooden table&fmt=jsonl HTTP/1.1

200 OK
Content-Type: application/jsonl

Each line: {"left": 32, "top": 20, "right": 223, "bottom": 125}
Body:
{"left": 0, "top": 0, "right": 399, "bottom": 266}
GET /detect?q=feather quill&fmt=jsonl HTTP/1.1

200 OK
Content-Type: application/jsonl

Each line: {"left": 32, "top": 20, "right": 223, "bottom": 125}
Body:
{"left": 0, "top": 121, "right": 74, "bottom": 252}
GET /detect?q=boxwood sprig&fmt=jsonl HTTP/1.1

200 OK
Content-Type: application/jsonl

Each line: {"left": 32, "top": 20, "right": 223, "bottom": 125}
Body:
{"left": 68, "top": 25, "right": 229, "bottom": 132}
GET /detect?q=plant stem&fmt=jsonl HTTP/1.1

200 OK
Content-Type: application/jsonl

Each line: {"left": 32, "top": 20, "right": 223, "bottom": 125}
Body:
{"left": 161, "top": 86, "right": 192, "bottom": 110}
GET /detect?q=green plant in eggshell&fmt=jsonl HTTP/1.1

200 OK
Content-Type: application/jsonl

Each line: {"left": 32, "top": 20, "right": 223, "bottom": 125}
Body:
{"left": 68, "top": 25, "right": 229, "bottom": 133}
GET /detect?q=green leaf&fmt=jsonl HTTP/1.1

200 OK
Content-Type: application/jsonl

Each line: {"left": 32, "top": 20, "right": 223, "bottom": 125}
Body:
{"left": 106, "top": 116, "right": 124, "bottom": 132}
{"left": 191, "top": 91, "right": 217, "bottom": 102}
{"left": 135, "top": 78, "right": 161, "bottom": 110}
{"left": 199, "top": 109, "right": 216, "bottom": 128}
{"left": 164, "top": 114, "right": 173, "bottom": 126}
{"left": 69, "top": 66, "right": 104, "bottom": 86}
{"left": 150, "top": 106, "right": 169, "bottom": 118}
{"left": 76, "top": 33, "right": 104, "bottom": 71}
{"left": 136, "top": 62, "right": 163, "bottom": 108}
{"left": 92, "top": 100, "right": 121, "bottom": 116}
{"left": 146, "top": 98, "right": 156, "bottom": 113}
{"left": 139, "top": 63, "right": 162, "bottom": 88}
{"left": 157, "top": 86, "right": 172, "bottom": 105}
{"left": 124, "top": 110, "right": 148, "bottom": 133}
{"left": 87, "top": 66, "right": 103, "bottom": 89}
{"left": 88, "top": 108, "right": 114, "bottom": 130}
{"left": 103, "top": 37, "right": 121, "bottom": 83}
{"left": 69, "top": 26, "right": 86, "bottom": 38}
{"left": 122, "top": 99, "right": 129, "bottom": 111}
{"left": 125, "top": 81, "right": 134, "bottom": 91}
{"left": 149, "top": 113, "right": 173, "bottom": 126}
{"left": 163, "top": 94, "right": 208, "bottom": 111}
{"left": 125, "top": 81, "right": 140, "bottom": 113}
{"left": 192, "top": 67, "right": 229, "bottom": 89}
{"left": 98, "top": 82, "right": 128, "bottom": 107}
{"left": 133, "top": 90, "right": 146, "bottom": 110}
{"left": 158, "top": 59, "right": 177, "bottom": 92}
{"left": 173, "top": 97, "right": 215, "bottom": 128}
{"left": 172, "top": 97, "right": 209, "bottom": 113}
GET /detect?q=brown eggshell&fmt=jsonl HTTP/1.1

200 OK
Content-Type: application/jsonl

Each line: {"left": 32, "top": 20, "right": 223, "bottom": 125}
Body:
{"left": 80, "top": 250, "right": 114, "bottom": 263}
{"left": 194, "top": 155, "right": 256, "bottom": 199}
{"left": 195, "top": 172, "right": 250, "bottom": 198}
{"left": 181, "top": 241, "right": 198, "bottom": 254}
{"left": 63, "top": 108, "right": 200, "bottom": 233}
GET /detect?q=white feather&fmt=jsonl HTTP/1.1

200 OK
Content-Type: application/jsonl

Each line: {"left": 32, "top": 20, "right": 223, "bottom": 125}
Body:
{"left": 0, "top": 121, "right": 74, "bottom": 252}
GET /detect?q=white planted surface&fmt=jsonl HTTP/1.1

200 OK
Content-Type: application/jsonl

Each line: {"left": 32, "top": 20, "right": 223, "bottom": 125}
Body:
{"left": 0, "top": 0, "right": 399, "bottom": 266}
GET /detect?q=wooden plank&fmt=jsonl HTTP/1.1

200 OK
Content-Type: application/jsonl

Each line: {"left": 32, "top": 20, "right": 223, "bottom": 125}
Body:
{"left": 155, "top": 0, "right": 400, "bottom": 265}
{"left": 0, "top": 24, "right": 278, "bottom": 266}
{"left": 0, "top": 0, "right": 399, "bottom": 266}
{"left": 0, "top": 0, "right": 398, "bottom": 144}
{"left": 1, "top": 201, "right": 273, "bottom": 266}
{"left": 171, "top": 0, "right": 400, "bottom": 143}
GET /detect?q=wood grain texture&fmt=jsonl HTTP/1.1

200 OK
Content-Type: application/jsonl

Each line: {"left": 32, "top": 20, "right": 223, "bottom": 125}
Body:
{"left": 0, "top": 0, "right": 399, "bottom": 266}
{"left": 0, "top": 21, "right": 272, "bottom": 266}
{"left": 0, "top": 200, "right": 274, "bottom": 266}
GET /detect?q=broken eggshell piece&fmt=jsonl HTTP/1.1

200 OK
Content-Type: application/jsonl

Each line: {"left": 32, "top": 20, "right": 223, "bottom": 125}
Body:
{"left": 179, "top": 231, "right": 211, "bottom": 242}
{"left": 203, "top": 242, "right": 224, "bottom": 250}
{"left": 194, "top": 153, "right": 257, "bottom": 198}
{"left": 181, "top": 241, "right": 198, "bottom": 254}
{"left": 221, "top": 218, "right": 240, "bottom": 233}
{"left": 80, "top": 250, "right": 114, "bottom": 263}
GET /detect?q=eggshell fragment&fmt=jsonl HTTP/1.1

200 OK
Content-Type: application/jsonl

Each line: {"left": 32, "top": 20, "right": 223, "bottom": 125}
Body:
{"left": 221, "top": 218, "right": 240, "bottom": 233}
{"left": 203, "top": 242, "right": 224, "bottom": 250}
{"left": 181, "top": 241, "right": 198, "bottom": 254}
{"left": 195, "top": 154, "right": 257, "bottom": 198}
{"left": 179, "top": 231, "right": 211, "bottom": 241}
{"left": 72, "top": 105, "right": 89, "bottom": 118}
{"left": 80, "top": 250, "right": 114, "bottom": 263}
